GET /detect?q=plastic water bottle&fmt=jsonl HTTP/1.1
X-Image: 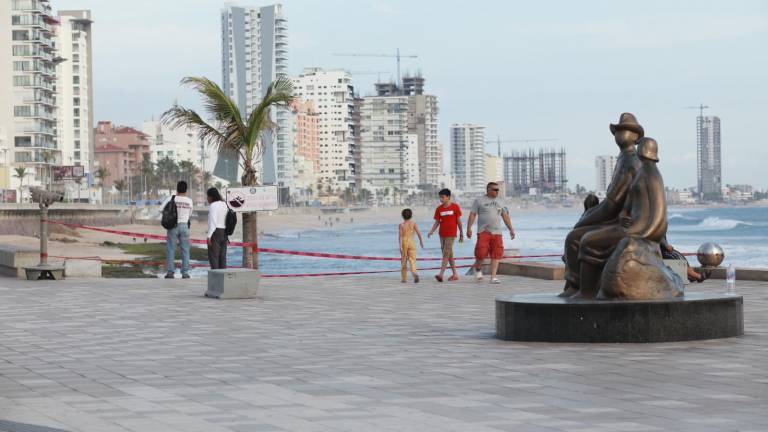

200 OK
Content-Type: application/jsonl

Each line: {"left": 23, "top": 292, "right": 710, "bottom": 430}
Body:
{"left": 726, "top": 263, "right": 736, "bottom": 294}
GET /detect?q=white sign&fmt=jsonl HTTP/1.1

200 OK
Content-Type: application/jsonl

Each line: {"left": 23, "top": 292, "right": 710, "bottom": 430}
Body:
{"left": 225, "top": 186, "right": 279, "bottom": 212}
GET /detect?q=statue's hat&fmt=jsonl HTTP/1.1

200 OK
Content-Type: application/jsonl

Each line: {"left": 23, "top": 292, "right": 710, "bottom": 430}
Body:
{"left": 609, "top": 112, "right": 644, "bottom": 138}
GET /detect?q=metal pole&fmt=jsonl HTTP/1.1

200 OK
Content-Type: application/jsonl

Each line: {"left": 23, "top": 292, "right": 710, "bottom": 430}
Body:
{"left": 39, "top": 204, "right": 48, "bottom": 266}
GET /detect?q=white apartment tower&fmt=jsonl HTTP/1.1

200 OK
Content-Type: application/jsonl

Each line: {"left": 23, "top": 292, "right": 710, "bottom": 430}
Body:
{"left": 1, "top": 0, "right": 60, "bottom": 194}
{"left": 292, "top": 68, "right": 355, "bottom": 190}
{"left": 450, "top": 124, "right": 486, "bottom": 192}
{"left": 142, "top": 120, "right": 213, "bottom": 173}
{"left": 218, "top": 3, "right": 289, "bottom": 186}
{"left": 56, "top": 10, "right": 94, "bottom": 176}
{"left": 595, "top": 155, "right": 616, "bottom": 194}
{"left": 359, "top": 95, "right": 409, "bottom": 190}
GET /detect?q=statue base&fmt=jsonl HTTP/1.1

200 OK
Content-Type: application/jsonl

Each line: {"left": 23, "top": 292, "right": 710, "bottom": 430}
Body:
{"left": 25, "top": 265, "right": 65, "bottom": 280}
{"left": 496, "top": 292, "right": 743, "bottom": 343}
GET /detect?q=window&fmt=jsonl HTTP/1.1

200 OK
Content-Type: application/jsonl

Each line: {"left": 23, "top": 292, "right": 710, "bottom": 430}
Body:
{"left": 13, "top": 75, "right": 31, "bottom": 87}
{"left": 73, "top": 76, "right": 80, "bottom": 85}
{"left": 73, "top": 108, "right": 80, "bottom": 117}
{"left": 74, "top": 140, "right": 80, "bottom": 149}
{"left": 15, "top": 137, "right": 32, "bottom": 147}
{"left": 74, "top": 151, "right": 81, "bottom": 160}
{"left": 15, "top": 152, "right": 32, "bottom": 162}
{"left": 73, "top": 97, "right": 80, "bottom": 106}
{"left": 12, "top": 30, "right": 29, "bottom": 41}
{"left": 14, "top": 106, "right": 32, "bottom": 117}
{"left": 72, "top": 54, "right": 80, "bottom": 62}
{"left": 74, "top": 119, "right": 80, "bottom": 128}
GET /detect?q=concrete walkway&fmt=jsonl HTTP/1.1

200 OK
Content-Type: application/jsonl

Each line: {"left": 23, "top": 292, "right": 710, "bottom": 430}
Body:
{"left": 0, "top": 275, "right": 766, "bottom": 431}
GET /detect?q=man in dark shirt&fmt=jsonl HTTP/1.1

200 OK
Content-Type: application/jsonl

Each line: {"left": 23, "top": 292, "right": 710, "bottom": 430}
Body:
{"left": 561, "top": 113, "right": 643, "bottom": 297}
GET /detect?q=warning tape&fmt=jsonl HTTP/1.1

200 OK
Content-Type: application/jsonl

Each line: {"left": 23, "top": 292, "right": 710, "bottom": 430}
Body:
{"left": 47, "top": 220, "right": 563, "bottom": 262}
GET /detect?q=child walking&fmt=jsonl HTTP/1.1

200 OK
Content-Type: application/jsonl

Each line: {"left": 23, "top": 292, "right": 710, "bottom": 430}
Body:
{"left": 399, "top": 208, "right": 424, "bottom": 283}
{"left": 428, "top": 188, "right": 463, "bottom": 282}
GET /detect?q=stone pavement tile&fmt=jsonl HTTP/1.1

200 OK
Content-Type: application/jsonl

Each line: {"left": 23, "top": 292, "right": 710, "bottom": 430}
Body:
{"left": 1, "top": 276, "right": 768, "bottom": 431}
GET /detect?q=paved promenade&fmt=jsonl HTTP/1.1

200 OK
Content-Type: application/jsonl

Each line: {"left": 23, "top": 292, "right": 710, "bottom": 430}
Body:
{"left": 0, "top": 274, "right": 766, "bottom": 432}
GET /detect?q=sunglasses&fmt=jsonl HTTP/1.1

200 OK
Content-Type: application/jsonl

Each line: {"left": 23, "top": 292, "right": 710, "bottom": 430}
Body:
{"left": 491, "top": 188, "right": 500, "bottom": 192}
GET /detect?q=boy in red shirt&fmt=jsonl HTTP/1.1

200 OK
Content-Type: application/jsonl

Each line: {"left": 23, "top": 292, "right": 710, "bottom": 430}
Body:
{"left": 428, "top": 189, "right": 464, "bottom": 282}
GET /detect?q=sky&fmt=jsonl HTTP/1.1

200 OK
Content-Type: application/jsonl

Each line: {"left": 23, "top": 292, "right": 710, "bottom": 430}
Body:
{"left": 55, "top": 0, "right": 768, "bottom": 190}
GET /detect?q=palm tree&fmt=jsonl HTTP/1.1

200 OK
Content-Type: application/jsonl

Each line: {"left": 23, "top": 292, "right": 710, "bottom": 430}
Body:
{"left": 114, "top": 179, "right": 127, "bottom": 203}
{"left": 161, "top": 76, "right": 294, "bottom": 269}
{"left": 95, "top": 166, "right": 108, "bottom": 204}
{"left": 13, "top": 166, "right": 30, "bottom": 203}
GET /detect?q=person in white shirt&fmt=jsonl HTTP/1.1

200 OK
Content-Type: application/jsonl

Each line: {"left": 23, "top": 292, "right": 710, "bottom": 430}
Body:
{"left": 206, "top": 187, "right": 229, "bottom": 269}
{"left": 160, "top": 181, "right": 194, "bottom": 279}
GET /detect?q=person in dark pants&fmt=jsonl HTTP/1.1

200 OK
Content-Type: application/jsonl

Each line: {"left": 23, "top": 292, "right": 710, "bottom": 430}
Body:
{"left": 206, "top": 187, "right": 228, "bottom": 269}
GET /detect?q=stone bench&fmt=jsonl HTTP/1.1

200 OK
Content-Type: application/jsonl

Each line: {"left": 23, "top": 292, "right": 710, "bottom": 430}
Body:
{"left": 206, "top": 269, "right": 259, "bottom": 299}
{"left": 64, "top": 259, "right": 102, "bottom": 278}
{"left": 664, "top": 259, "right": 690, "bottom": 285}
{"left": 0, "top": 244, "right": 39, "bottom": 278}
{"left": 497, "top": 261, "right": 565, "bottom": 280}
{"left": 694, "top": 266, "right": 768, "bottom": 282}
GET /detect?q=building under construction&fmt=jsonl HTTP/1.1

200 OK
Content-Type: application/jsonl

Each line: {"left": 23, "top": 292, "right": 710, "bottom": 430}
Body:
{"left": 503, "top": 149, "right": 567, "bottom": 196}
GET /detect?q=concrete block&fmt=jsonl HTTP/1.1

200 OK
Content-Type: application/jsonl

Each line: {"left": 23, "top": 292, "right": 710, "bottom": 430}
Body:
{"left": 65, "top": 259, "right": 102, "bottom": 278}
{"left": 206, "top": 269, "right": 259, "bottom": 299}
{"left": 497, "top": 261, "right": 565, "bottom": 280}
{"left": 0, "top": 244, "right": 39, "bottom": 278}
{"left": 695, "top": 266, "right": 768, "bottom": 282}
{"left": 664, "top": 259, "right": 690, "bottom": 285}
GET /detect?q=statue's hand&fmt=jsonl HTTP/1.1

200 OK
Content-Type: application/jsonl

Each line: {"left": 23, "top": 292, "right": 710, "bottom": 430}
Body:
{"left": 620, "top": 216, "right": 632, "bottom": 229}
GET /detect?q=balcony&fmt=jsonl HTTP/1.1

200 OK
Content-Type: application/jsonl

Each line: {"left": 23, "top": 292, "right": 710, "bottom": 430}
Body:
{"left": 12, "top": 0, "right": 47, "bottom": 13}
{"left": 23, "top": 125, "right": 56, "bottom": 136}
{"left": 23, "top": 95, "right": 55, "bottom": 106}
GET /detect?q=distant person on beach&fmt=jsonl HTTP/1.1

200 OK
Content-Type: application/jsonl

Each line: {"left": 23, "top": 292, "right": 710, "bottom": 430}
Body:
{"left": 206, "top": 187, "right": 228, "bottom": 270}
{"left": 428, "top": 188, "right": 464, "bottom": 282}
{"left": 160, "top": 181, "right": 193, "bottom": 279}
{"left": 399, "top": 208, "right": 424, "bottom": 283}
{"left": 467, "top": 182, "right": 515, "bottom": 284}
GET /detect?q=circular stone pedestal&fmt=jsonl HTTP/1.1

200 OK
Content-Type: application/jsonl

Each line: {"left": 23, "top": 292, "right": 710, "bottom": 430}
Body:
{"left": 496, "top": 292, "right": 743, "bottom": 343}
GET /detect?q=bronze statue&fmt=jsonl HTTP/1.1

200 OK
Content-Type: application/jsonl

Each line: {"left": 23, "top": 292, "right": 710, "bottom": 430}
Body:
{"left": 561, "top": 113, "right": 642, "bottom": 297}
{"left": 598, "top": 138, "right": 684, "bottom": 299}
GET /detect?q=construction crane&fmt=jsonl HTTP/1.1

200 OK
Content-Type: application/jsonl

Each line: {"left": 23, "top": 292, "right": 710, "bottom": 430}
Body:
{"left": 333, "top": 48, "right": 418, "bottom": 90}
{"left": 349, "top": 70, "right": 391, "bottom": 82}
{"left": 684, "top": 104, "right": 709, "bottom": 118}
{"left": 485, "top": 137, "right": 560, "bottom": 157}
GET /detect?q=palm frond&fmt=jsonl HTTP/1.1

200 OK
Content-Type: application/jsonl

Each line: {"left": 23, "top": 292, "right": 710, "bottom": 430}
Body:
{"left": 242, "top": 77, "right": 295, "bottom": 165}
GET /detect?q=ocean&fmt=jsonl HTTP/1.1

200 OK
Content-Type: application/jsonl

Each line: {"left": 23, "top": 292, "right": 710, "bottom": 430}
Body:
{"left": 197, "top": 205, "right": 767, "bottom": 276}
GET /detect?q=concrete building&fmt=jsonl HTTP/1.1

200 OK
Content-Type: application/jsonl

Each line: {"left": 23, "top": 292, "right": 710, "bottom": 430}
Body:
{"left": 291, "top": 68, "right": 356, "bottom": 190}
{"left": 56, "top": 10, "right": 94, "bottom": 180}
{"left": 595, "top": 155, "right": 616, "bottom": 195}
{"left": 450, "top": 124, "right": 485, "bottom": 193}
{"left": 403, "top": 133, "right": 419, "bottom": 188}
{"left": 288, "top": 99, "right": 319, "bottom": 192}
{"left": 217, "top": 3, "right": 288, "bottom": 186}
{"left": 407, "top": 93, "right": 440, "bottom": 186}
{"left": 94, "top": 121, "right": 150, "bottom": 191}
{"left": 141, "top": 120, "right": 210, "bottom": 172}
{"left": 359, "top": 95, "right": 409, "bottom": 190}
{"left": 1, "top": 0, "right": 60, "bottom": 195}
{"left": 485, "top": 153, "right": 503, "bottom": 184}
{"left": 503, "top": 148, "right": 567, "bottom": 196}
{"left": 697, "top": 115, "right": 722, "bottom": 201}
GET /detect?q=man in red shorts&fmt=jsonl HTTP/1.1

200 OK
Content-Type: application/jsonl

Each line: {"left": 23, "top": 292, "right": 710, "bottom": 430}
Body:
{"left": 428, "top": 188, "right": 463, "bottom": 282}
{"left": 467, "top": 182, "right": 516, "bottom": 284}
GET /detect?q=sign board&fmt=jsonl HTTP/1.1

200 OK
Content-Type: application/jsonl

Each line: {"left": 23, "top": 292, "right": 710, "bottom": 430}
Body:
{"left": 1, "top": 189, "right": 17, "bottom": 203}
{"left": 225, "top": 185, "right": 279, "bottom": 212}
{"left": 53, "top": 165, "right": 85, "bottom": 181}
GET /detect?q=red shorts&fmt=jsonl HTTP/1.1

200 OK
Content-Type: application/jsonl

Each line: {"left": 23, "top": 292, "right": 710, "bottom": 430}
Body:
{"left": 475, "top": 231, "right": 504, "bottom": 260}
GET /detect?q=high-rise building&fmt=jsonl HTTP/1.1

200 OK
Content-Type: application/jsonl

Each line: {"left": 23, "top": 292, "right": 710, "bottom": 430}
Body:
{"left": 485, "top": 153, "right": 503, "bottom": 184}
{"left": 56, "top": 10, "right": 94, "bottom": 176}
{"left": 697, "top": 115, "right": 722, "bottom": 201}
{"left": 292, "top": 68, "right": 356, "bottom": 190}
{"left": 218, "top": 3, "right": 288, "bottom": 186}
{"left": 1, "top": 0, "right": 60, "bottom": 194}
{"left": 450, "top": 124, "right": 485, "bottom": 192}
{"left": 407, "top": 93, "right": 440, "bottom": 186}
{"left": 288, "top": 99, "right": 319, "bottom": 192}
{"left": 594, "top": 155, "right": 616, "bottom": 194}
{"left": 360, "top": 95, "right": 409, "bottom": 189}
{"left": 503, "top": 148, "right": 567, "bottom": 196}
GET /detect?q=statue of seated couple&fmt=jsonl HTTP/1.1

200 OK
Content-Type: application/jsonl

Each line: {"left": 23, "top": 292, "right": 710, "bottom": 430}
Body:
{"left": 562, "top": 113, "right": 684, "bottom": 300}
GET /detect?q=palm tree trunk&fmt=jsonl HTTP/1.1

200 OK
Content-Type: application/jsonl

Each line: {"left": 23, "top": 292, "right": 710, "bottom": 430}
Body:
{"left": 241, "top": 168, "right": 259, "bottom": 270}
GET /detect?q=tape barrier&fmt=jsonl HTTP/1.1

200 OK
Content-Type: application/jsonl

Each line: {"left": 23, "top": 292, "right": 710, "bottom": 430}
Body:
{"left": 47, "top": 220, "right": 564, "bottom": 262}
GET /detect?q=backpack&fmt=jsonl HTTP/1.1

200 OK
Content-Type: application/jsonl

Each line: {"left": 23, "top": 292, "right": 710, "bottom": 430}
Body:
{"left": 161, "top": 196, "right": 178, "bottom": 229}
{"left": 224, "top": 206, "right": 237, "bottom": 236}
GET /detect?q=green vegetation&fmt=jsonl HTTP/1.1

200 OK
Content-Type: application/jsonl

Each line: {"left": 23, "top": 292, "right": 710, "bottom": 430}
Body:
{"left": 102, "top": 265, "right": 156, "bottom": 279}
{"left": 101, "top": 241, "right": 207, "bottom": 261}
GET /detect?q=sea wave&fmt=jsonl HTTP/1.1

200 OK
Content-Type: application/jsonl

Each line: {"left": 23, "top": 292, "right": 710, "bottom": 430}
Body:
{"left": 674, "top": 216, "right": 751, "bottom": 231}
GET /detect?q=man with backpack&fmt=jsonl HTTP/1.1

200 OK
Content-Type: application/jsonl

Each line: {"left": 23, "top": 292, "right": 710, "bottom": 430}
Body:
{"left": 160, "top": 181, "right": 194, "bottom": 279}
{"left": 206, "top": 187, "right": 234, "bottom": 270}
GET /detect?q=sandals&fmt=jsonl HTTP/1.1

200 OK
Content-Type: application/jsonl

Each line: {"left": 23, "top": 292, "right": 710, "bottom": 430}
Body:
{"left": 435, "top": 275, "right": 443, "bottom": 283}
{"left": 448, "top": 275, "right": 459, "bottom": 281}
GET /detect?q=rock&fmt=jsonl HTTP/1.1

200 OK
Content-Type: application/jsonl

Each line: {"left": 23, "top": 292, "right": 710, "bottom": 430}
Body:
{"left": 598, "top": 237, "right": 684, "bottom": 300}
